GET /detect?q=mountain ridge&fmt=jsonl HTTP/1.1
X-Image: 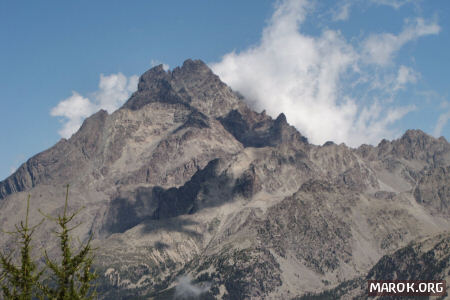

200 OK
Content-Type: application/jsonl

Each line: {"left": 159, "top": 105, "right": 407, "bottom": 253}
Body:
{"left": 0, "top": 59, "right": 449, "bottom": 299}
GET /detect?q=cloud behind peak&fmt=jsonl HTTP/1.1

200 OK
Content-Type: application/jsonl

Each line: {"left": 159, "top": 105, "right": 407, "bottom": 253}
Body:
{"left": 211, "top": 0, "right": 437, "bottom": 147}
{"left": 51, "top": 73, "right": 138, "bottom": 138}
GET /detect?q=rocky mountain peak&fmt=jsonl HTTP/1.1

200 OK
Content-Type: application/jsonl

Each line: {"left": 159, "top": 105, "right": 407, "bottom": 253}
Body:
{"left": 136, "top": 64, "right": 170, "bottom": 93}
{"left": 275, "top": 112, "right": 287, "bottom": 124}
{"left": 173, "top": 58, "right": 211, "bottom": 76}
{"left": 124, "top": 59, "right": 241, "bottom": 117}
{"left": 135, "top": 60, "right": 211, "bottom": 92}
{"left": 400, "top": 129, "right": 432, "bottom": 144}
{"left": 367, "top": 128, "right": 450, "bottom": 163}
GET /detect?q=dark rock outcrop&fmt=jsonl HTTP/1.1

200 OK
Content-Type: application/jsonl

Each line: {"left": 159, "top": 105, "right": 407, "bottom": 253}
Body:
{"left": 219, "top": 108, "right": 307, "bottom": 148}
{"left": 414, "top": 165, "right": 450, "bottom": 216}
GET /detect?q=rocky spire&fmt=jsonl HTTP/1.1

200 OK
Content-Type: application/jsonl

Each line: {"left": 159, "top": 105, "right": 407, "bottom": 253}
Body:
{"left": 123, "top": 59, "right": 242, "bottom": 117}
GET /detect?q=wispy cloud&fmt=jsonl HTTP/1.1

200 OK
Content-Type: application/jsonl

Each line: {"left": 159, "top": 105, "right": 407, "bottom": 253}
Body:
{"left": 371, "top": 0, "right": 415, "bottom": 9}
{"left": 332, "top": 1, "right": 351, "bottom": 21}
{"left": 363, "top": 18, "right": 440, "bottom": 66}
{"left": 434, "top": 110, "right": 450, "bottom": 137}
{"left": 211, "top": 0, "right": 437, "bottom": 147}
{"left": 51, "top": 73, "right": 138, "bottom": 138}
{"left": 394, "top": 65, "right": 419, "bottom": 91}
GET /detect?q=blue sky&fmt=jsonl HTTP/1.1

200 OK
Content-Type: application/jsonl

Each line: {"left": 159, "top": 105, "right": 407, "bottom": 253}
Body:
{"left": 1, "top": 0, "right": 449, "bottom": 181}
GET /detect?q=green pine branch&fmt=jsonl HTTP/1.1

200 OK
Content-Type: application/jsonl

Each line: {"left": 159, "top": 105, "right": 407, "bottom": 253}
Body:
{"left": 0, "top": 195, "right": 44, "bottom": 300}
{"left": 0, "top": 185, "right": 98, "bottom": 300}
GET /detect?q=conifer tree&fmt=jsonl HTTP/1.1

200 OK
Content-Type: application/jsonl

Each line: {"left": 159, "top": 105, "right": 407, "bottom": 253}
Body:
{"left": 0, "top": 195, "right": 44, "bottom": 300}
{"left": 0, "top": 185, "right": 98, "bottom": 300}
{"left": 40, "top": 184, "right": 97, "bottom": 300}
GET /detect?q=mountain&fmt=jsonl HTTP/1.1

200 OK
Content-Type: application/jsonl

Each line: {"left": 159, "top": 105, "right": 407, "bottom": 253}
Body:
{"left": 0, "top": 59, "right": 449, "bottom": 299}
{"left": 296, "top": 232, "right": 450, "bottom": 300}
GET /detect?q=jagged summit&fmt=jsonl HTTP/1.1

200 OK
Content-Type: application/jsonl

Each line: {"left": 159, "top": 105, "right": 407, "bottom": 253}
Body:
{"left": 0, "top": 59, "right": 308, "bottom": 200}
{"left": 134, "top": 59, "right": 214, "bottom": 95}
{"left": 172, "top": 58, "right": 213, "bottom": 78}
{"left": 123, "top": 59, "right": 242, "bottom": 117}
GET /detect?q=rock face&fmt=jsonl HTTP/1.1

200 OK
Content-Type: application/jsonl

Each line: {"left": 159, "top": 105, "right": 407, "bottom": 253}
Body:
{"left": 1, "top": 59, "right": 449, "bottom": 299}
{"left": 124, "top": 59, "right": 241, "bottom": 117}
{"left": 297, "top": 232, "right": 450, "bottom": 299}
{"left": 414, "top": 166, "right": 450, "bottom": 216}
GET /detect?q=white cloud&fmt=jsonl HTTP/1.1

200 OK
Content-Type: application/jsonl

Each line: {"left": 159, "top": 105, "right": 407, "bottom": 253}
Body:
{"left": 416, "top": 90, "right": 444, "bottom": 105}
{"left": 95, "top": 73, "right": 139, "bottom": 113}
{"left": 51, "top": 92, "right": 97, "bottom": 138}
{"left": 174, "top": 275, "right": 210, "bottom": 299}
{"left": 434, "top": 110, "right": 450, "bottom": 137}
{"left": 333, "top": 2, "right": 351, "bottom": 21}
{"left": 371, "top": 0, "right": 414, "bottom": 9}
{"left": 51, "top": 73, "right": 138, "bottom": 138}
{"left": 211, "top": 0, "right": 427, "bottom": 147}
{"left": 150, "top": 59, "right": 170, "bottom": 71}
{"left": 363, "top": 18, "right": 440, "bottom": 66}
{"left": 395, "top": 65, "right": 419, "bottom": 90}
